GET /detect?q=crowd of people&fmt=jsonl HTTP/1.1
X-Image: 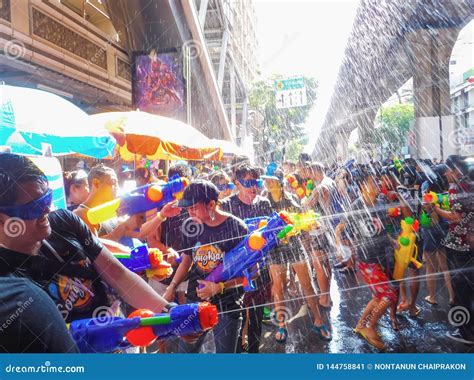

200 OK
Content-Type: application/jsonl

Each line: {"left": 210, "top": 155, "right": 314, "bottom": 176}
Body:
{"left": 0, "top": 151, "right": 472, "bottom": 353}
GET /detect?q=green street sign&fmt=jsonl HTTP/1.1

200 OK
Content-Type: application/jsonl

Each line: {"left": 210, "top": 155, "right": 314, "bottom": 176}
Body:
{"left": 274, "top": 77, "right": 305, "bottom": 91}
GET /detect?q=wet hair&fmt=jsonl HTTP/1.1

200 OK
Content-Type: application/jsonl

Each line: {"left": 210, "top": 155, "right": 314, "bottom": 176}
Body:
{"left": 168, "top": 163, "right": 192, "bottom": 179}
{"left": 135, "top": 167, "right": 152, "bottom": 183}
{"left": 87, "top": 164, "right": 116, "bottom": 187}
{"left": 64, "top": 170, "right": 88, "bottom": 197}
{"left": 0, "top": 154, "right": 47, "bottom": 206}
{"left": 298, "top": 153, "right": 312, "bottom": 165}
{"left": 304, "top": 161, "right": 325, "bottom": 175}
{"left": 209, "top": 170, "right": 231, "bottom": 186}
{"left": 231, "top": 155, "right": 250, "bottom": 170}
{"left": 351, "top": 166, "right": 376, "bottom": 187}
{"left": 445, "top": 155, "right": 469, "bottom": 177}
{"left": 234, "top": 164, "right": 260, "bottom": 180}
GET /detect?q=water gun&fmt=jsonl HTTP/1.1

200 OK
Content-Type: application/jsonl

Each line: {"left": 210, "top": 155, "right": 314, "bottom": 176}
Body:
{"left": 244, "top": 210, "right": 320, "bottom": 233}
{"left": 87, "top": 175, "right": 189, "bottom": 224}
{"left": 419, "top": 211, "right": 431, "bottom": 228}
{"left": 286, "top": 174, "right": 306, "bottom": 199}
{"left": 205, "top": 212, "right": 290, "bottom": 291}
{"left": 286, "top": 175, "right": 314, "bottom": 199}
{"left": 393, "top": 217, "right": 422, "bottom": 280}
{"left": 381, "top": 187, "right": 399, "bottom": 202}
{"left": 244, "top": 216, "right": 270, "bottom": 232}
{"left": 69, "top": 303, "right": 218, "bottom": 353}
{"left": 114, "top": 245, "right": 173, "bottom": 280}
{"left": 387, "top": 207, "right": 402, "bottom": 218}
{"left": 393, "top": 156, "right": 403, "bottom": 172}
{"left": 423, "top": 191, "right": 450, "bottom": 210}
{"left": 283, "top": 210, "right": 320, "bottom": 235}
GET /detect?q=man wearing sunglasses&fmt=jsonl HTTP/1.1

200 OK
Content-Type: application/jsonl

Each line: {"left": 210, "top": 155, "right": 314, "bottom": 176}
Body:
{"left": 220, "top": 164, "right": 273, "bottom": 353}
{"left": 0, "top": 154, "right": 173, "bottom": 352}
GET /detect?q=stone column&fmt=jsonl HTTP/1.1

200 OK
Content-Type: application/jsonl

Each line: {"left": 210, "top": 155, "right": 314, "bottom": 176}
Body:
{"left": 407, "top": 27, "right": 460, "bottom": 160}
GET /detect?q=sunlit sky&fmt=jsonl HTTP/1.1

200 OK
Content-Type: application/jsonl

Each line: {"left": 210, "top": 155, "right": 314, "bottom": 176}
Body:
{"left": 253, "top": 0, "right": 360, "bottom": 152}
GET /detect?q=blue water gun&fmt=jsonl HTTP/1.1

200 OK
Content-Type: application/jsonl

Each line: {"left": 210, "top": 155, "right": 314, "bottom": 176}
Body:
{"left": 87, "top": 175, "right": 189, "bottom": 224}
{"left": 244, "top": 216, "right": 270, "bottom": 232}
{"left": 113, "top": 245, "right": 172, "bottom": 279}
{"left": 204, "top": 212, "right": 291, "bottom": 291}
{"left": 69, "top": 303, "right": 218, "bottom": 353}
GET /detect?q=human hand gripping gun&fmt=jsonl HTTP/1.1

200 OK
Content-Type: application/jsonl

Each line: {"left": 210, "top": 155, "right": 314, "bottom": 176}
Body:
{"left": 69, "top": 303, "right": 218, "bottom": 353}
{"left": 87, "top": 175, "right": 189, "bottom": 224}
{"left": 113, "top": 244, "right": 173, "bottom": 280}
{"left": 205, "top": 212, "right": 290, "bottom": 291}
{"left": 423, "top": 191, "right": 450, "bottom": 211}
{"left": 392, "top": 217, "right": 422, "bottom": 281}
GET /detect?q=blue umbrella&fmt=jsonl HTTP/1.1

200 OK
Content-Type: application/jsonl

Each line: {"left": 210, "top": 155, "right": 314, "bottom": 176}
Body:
{"left": 0, "top": 84, "right": 115, "bottom": 158}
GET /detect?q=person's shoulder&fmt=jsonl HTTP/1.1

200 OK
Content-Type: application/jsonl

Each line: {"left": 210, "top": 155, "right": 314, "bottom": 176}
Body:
{"left": 220, "top": 194, "right": 238, "bottom": 207}
{"left": 49, "top": 208, "right": 83, "bottom": 224}
{"left": 224, "top": 213, "right": 248, "bottom": 231}
{"left": 256, "top": 195, "right": 271, "bottom": 205}
{"left": 0, "top": 277, "right": 47, "bottom": 310}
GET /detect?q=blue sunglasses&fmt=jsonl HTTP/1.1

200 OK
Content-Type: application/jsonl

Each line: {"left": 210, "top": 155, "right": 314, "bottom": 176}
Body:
{"left": 0, "top": 189, "right": 53, "bottom": 220}
{"left": 216, "top": 183, "right": 235, "bottom": 192}
{"left": 238, "top": 179, "right": 263, "bottom": 189}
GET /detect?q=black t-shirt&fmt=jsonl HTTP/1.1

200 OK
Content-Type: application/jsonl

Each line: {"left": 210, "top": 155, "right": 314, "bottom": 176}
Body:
{"left": 0, "top": 276, "right": 79, "bottom": 353}
{"left": 157, "top": 209, "right": 190, "bottom": 285}
{"left": 220, "top": 194, "right": 273, "bottom": 220}
{"left": 220, "top": 194, "right": 273, "bottom": 287}
{"left": 343, "top": 197, "right": 395, "bottom": 266}
{"left": 265, "top": 191, "right": 306, "bottom": 258}
{"left": 182, "top": 215, "right": 248, "bottom": 317}
{"left": 0, "top": 209, "right": 110, "bottom": 323}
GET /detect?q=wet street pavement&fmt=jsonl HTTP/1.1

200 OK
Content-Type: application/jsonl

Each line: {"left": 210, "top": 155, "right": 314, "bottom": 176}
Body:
{"left": 258, "top": 269, "right": 473, "bottom": 353}
{"left": 162, "top": 266, "right": 472, "bottom": 354}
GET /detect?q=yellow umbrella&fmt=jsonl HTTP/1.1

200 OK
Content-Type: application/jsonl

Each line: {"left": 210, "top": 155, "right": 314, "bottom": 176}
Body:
{"left": 89, "top": 111, "right": 223, "bottom": 161}
{"left": 210, "top": 139, "right": 247, "bottom": 157}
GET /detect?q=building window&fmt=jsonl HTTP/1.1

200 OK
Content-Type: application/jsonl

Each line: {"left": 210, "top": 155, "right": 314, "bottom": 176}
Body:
{"left": 0, "top": 0, "right": 11, "bottom": 22}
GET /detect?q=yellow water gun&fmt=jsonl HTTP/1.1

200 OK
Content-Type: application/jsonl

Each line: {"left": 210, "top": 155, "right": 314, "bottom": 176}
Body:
{"left": 393, "top": 217, "right": 422, "bottom": 280}
{"left": 279, "top": 210, "right": 320, "bottom": 239}
{"left": 423, "top": 191, "right": 450, "bottom": 211}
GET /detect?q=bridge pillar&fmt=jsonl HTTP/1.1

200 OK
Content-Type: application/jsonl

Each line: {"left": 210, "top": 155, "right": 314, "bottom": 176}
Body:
{"left": 335, "top": 130, "right": 350, "bottom": 163}
{"left": 408, "top": 27, "right": 459, "bottom": 161}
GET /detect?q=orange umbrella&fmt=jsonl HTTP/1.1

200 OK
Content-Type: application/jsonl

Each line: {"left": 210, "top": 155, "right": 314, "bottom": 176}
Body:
{"left": 89, "top": 111, "right": 223, "bottom": 161}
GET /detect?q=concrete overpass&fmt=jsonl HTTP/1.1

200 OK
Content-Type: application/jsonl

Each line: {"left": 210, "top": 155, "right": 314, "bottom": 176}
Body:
{"left": 312, "top": 0, "right": 474, "bottom": 163}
